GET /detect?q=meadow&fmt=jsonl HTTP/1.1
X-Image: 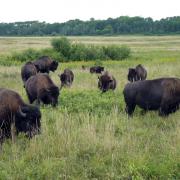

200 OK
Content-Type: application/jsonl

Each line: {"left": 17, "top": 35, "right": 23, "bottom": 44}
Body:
{"left": 0, "top": 36, "right": 179, "bottom": 179}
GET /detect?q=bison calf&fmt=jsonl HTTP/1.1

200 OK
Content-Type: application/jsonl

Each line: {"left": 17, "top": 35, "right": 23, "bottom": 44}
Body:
{"left": 25, "top": 73, "right": 59, "bottom": 107}
{"left": 0, "top": 88, "right": 41, "bottom": 143}
{"left": 98, "top": 71, "right": 116, "bottom": 92}
{"left": 123, "top": 78, "right": 180, "bottom": 116}
{"left": 21, "top": 61, "right": 37, "bottom": 86}
{"left": 128, "top": 64, "right": 147, "bottom": 82}
{"left": 33, "top": 56, "right": 58, "bottom": 73}
{"left": 58, "top": 69, "right": 74, "bottom": 88}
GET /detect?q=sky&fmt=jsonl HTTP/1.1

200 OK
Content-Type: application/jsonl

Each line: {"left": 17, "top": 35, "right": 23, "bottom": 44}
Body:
{"left": 0, "top": 0, "right": 179, "bottom": 23}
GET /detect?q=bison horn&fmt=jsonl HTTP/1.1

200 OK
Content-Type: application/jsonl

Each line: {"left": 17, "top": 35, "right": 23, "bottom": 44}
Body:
{"left": 18, "top": 107, "right": 26, "bottom": 117}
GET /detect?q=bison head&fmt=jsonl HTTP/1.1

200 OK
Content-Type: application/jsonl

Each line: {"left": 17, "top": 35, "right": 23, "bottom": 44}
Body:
{"left": 15, "top": 105, "right": 41, "bottom": 138}
{"left": 98, "top": 75, "right": 113, "bottom": 93}
{"left": 40, "top": 86, "right": 59, "bottom": 107}
{"left": 59, "top": 74, "right": 71, "bottom": 87}
{"left": 98, "top": 66, "right": 104, "bottom": 73}
{"left": 50, "top": 61, "right": 58, "bottom": 72}
{"left": 128, "top": 68, "right": 138, "bottom": 82}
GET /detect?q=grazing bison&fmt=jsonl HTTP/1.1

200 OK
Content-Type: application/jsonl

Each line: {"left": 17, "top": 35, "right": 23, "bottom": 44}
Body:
{"left": 0, "top": 88, "right": 41, "bottom": 143}
{"left": 90, "top": 66, "right": 104, "bottom": 74}
{"left": 123, "top": 78, "right": 180, "bottom": 116}
{"left": 58, "top": 69, "right": 74, "bottom": 88}
{"left": 33, "top": 56, "right": 58, "bottom": 73}
{"left": 98, "top": 71, "right": 116, "bottom": 92}
{"left": 21, "top": 61, "right": 37, "bottom": 86}
{"left": 25, "top": 73, "right": 59, "bottom": 107}
{"left": 128, "top": 64, "right": 147, "bottom": 82}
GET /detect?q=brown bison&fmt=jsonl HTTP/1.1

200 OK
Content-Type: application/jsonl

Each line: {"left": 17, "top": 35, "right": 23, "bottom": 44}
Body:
{"left": 128, "top": 64, "right": 147, "bottom": 82}
{"left": 90, "top": 66, "right": 104, "bottom": 74}
{"left": 58, "top": 69, "right": 74, "bottom": 88}
{"left": 98, "top": 71, "right": 116, "bottom": 92}
{"left": 123, "top": 78, "right": 180, "bottom": 116}
{"left": 0, "top": 88, "right": 41, "bottom": 143}
{"left": 25, "top": 73, "right": 59, "bottom": 107}
{"left": 21, "top": 61, "right": 37, "bottom": 86}
{"left": 33, "top": 56, "right": 58, "bottom": 73}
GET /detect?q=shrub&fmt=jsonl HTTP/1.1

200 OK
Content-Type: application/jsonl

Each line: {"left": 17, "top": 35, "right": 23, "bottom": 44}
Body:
{"left": 85, "top": 45, "right": 107, "bottom": 60}
{"left": 39, "top": 48, "right": 64, "bottom": 62}
{"left": 51, "top": 37, "right": 71, "bottom": 58}
{"left": 7, "top": 37, "right": 131, "bottom": 63}
{"left": 70, "top": 43, "right": 87, "bottom": 61}
{"left": 103, "top": 45, "right": 131, "bottom": 60}
{"left": 11, "top": 48, "right": 40, "bottom": 62}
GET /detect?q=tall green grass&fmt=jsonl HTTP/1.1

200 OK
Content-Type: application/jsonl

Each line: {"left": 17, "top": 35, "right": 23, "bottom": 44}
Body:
{"left": 0, "top": 55, "right": 179, "bottom": 179}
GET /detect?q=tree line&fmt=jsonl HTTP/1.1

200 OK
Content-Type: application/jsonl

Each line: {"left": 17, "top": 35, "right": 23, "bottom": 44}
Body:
{"left": 0, "top": 16, "right": 180, "bottom": 36}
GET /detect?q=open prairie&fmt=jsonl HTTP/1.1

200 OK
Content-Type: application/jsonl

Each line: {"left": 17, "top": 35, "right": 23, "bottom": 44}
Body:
{"left": 0, "top": 36, "right": 180, "bottom": 179}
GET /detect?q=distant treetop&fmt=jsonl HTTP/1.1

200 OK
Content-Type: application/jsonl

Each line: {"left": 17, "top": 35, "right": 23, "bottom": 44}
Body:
{"left": 0, "top": 16, "right": 180, "bottom": 36}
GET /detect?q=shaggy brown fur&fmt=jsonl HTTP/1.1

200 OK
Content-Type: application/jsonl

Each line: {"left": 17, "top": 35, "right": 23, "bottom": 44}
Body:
{"left": 0, "top": 88, "right": 41, "bottom": 142}
{"left": 98, "top": 71, "right": 116, "bottom": 92}
{"left": 21, "top": 61, "right": 37, "bottom": 85}
{"left": 25, "top": 73, "right": 59, "bottom": 107}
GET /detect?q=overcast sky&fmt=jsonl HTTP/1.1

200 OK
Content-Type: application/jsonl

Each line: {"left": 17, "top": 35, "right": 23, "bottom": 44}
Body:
{"left": 0, "top": 0, "right": 179, "bottom": 23}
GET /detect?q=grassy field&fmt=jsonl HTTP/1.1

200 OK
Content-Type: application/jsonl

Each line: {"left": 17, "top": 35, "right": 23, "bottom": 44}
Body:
{"left": 0, "top": 36, "right": 180, "bottom": 179}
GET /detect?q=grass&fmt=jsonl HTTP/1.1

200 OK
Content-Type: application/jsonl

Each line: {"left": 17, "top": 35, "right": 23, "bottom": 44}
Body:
{"left": 0, "top": 36, "right": 180, "bottom": 179}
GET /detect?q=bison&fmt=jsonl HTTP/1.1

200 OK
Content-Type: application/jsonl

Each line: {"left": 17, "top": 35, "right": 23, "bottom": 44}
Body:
{"left": 33, "top": 56, "right": 58, "bottom": 73}
{"left": 98, "top": 71, "right": 116, "bottom": 92}
{"left": 21, "top": 61, "right": 37, "bottom": 86}
{"left": 123, "top": 78, "right": 180, "bottom": 116}
{"left": 128, "top": 64, "right": 147, "bottom": 82}
{"left": 58, "top": 69, "right": 74, "bottom": 88}
{"left": 0, "top": 88, "right": 41, "bottom": 143}
{"left": 90, "top": 66, "right": 104, "bottom": 74}
{"left": 25, "top": 73, "right": 59, "bottom": 107}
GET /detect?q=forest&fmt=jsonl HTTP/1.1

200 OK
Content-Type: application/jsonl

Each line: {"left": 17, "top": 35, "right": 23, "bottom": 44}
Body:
{"left": 0, "top": 16, "right": 180, "bottom": 36}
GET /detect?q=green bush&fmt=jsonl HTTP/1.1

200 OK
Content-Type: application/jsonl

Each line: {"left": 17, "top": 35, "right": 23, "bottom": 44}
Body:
{"left": 51, "top": 37, "right": 71, "bottom": 58}
{"left": 103, "top": 45, "right": 131, "bottom": 60}
{"left": 70, "top": 44, "right": 107, "bottom": 61}
{"left": 7, "top": 37, "right": 131, "bottom": 63}
{"left": 39, "top": 48, "right": 64, "bottom": 62}
{"left": 85, "top": 45, "right": 107, "bottom": 60}
{"left": 51, "top": 37, "right": 131, "bottom": 61}
{"left": 11, "top": 48, "right": 41, "bottom": 62}
{"left": 70, "top": 43, "right": 87, "bottom": 61}
{"left": 9, "top": 48, "right": 65, "bottom": 63}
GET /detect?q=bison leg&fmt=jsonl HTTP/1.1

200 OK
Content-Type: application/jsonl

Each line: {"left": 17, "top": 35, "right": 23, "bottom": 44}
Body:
{"left": 0, "top": 128, "right": 3, "bottom": 151}
{"left": 159, "top": 105, "right": 170, "bottom": 116}
{"left": 35, "top": 98, "right": 41, "bottom": 106}
{"left": 159, "top": 103, "right": 179, "bottom": 116}
{"left": 125, "top": 103, "right": 136, "bottom": 116}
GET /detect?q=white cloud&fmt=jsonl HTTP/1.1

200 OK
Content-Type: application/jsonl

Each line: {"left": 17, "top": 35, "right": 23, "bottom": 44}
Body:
{"left": 0, "top": 0, "right": 179, "bottom": 23}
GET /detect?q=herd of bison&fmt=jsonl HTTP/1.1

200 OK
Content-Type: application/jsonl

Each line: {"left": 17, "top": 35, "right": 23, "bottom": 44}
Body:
{"left": 0, "top": 55, "right": 180, "bottom": 144}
